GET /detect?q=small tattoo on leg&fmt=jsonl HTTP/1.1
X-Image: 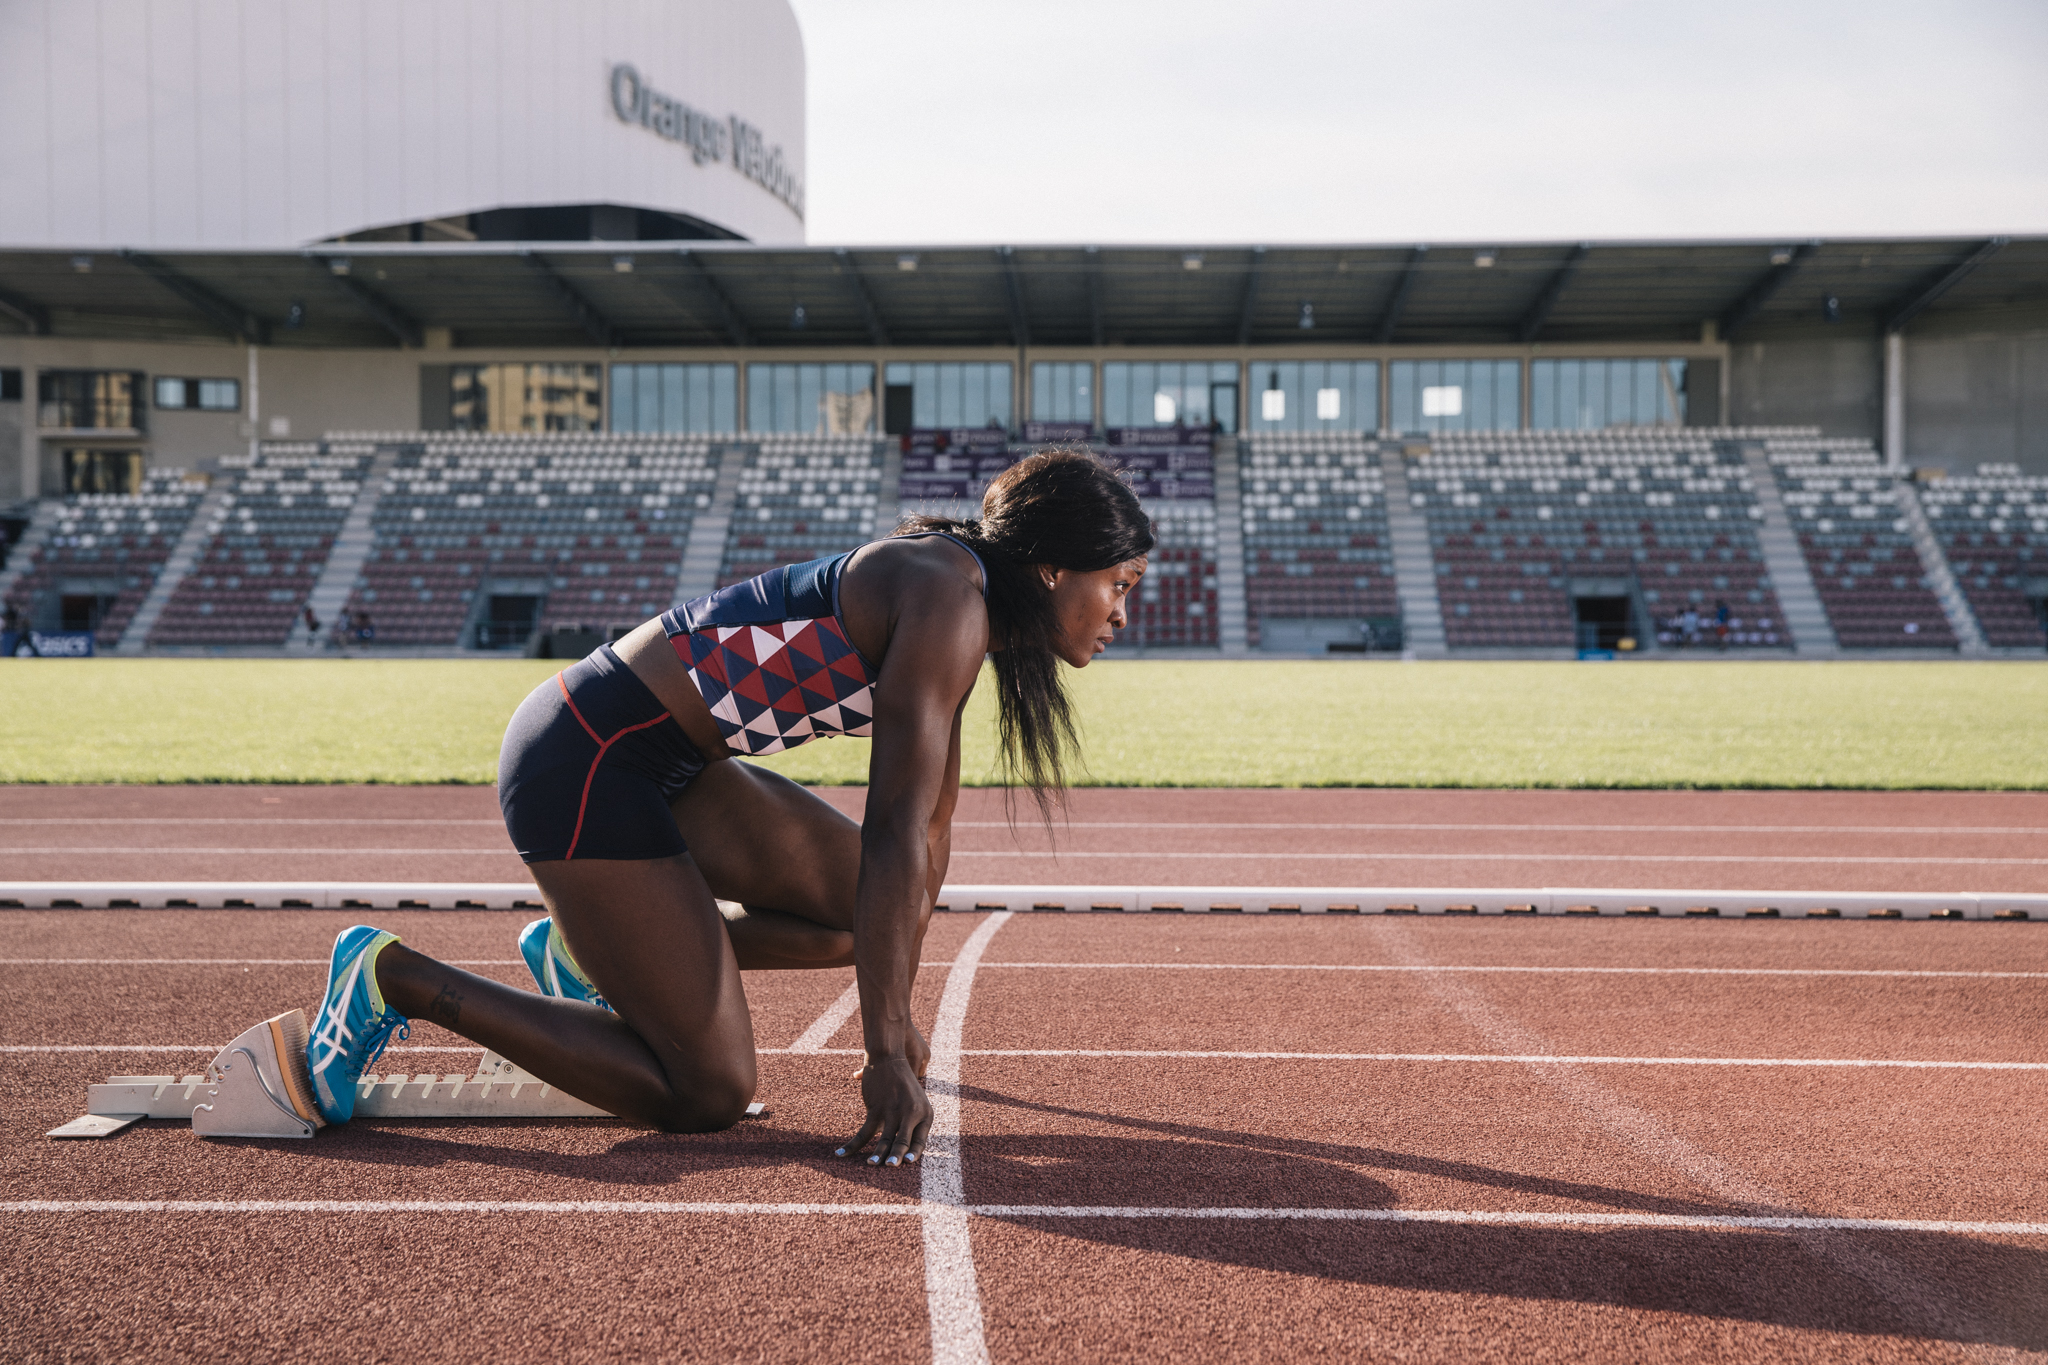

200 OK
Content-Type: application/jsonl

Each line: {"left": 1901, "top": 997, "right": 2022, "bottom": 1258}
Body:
{"left": 427, "top": 984, "right": 463, "bottom": 1027}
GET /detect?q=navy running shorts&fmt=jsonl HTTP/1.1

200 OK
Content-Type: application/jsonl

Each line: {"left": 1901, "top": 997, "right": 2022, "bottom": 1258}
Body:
{"left": 498, "top": 643, "right": 707, "bottom": 863}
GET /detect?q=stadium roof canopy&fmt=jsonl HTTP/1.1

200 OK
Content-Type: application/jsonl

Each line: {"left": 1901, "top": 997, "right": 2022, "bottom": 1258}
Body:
{"left": 0, "top": 236, "right": 2041, "bottom": 352}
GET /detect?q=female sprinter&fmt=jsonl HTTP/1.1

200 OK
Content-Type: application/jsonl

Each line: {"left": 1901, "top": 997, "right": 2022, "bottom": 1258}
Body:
{"left": 297, "top": 450, "right": 1152, "bottom": 1167}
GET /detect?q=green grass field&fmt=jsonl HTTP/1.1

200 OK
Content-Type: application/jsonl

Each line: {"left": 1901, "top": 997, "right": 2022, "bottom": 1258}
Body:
{"left": 0, "top": 658, "right": 2039, "bottom": 788}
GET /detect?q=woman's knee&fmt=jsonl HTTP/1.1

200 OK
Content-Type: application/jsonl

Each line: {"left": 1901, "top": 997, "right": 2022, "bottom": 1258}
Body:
{"left": 647, "top": 1053, "right": 756, "bottom": 1133}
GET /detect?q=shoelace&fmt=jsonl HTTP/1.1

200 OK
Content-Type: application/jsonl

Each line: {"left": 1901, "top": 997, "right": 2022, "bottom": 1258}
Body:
{"left": 310, "top": 948, "right": 407, "bottom": 1076}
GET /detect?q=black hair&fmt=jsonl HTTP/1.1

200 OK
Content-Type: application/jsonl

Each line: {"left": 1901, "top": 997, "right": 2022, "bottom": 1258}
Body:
{"left": 895, "top": 448, "right": 1155, "bottom": 812}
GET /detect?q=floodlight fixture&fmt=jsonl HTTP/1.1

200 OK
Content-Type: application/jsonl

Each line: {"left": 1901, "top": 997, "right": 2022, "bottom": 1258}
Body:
{"left": 285, "top": 301, "right": 306, "bottom": 330}
{"left": 791, "top": 303, "right": 807, "bottom": 330}
{"left": 1770, "top": 248, "right": 1794, "bottom": 266}
{"left": 70, "top": 255, "right": 92, "bottom": 273}
{"left": 1822, "top": 295, "right": 1841, "bottom": 324}
{"left": 1297, "top": 301, "right": 1315, "bottom": 330}
{"left": 897, "top": 253, "right": 919, "bottom": 272}
{"left": 327, "top": 257, "right": 352, "bottom": 277}
{"left": 1473, "top": 250, "right": 1496, "bottom": 268}
{"left": 1182, "top": 253, "right": 1204, "bottom": 271}
{"left": 612, "top": 255, "right": 635, "bottom": 274}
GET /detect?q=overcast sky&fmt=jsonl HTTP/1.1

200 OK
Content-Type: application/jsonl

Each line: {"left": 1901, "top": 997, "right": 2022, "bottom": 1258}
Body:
{"left": 788, "top": 0, "right": 2048, "bottom": 246}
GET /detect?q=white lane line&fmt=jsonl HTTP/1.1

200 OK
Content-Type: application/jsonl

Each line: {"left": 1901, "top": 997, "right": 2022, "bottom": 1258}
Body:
{"left": 8, "top": 819, "right": 2040, "bottom": 836}
{"left": 14, "top": 847, "right": 2048, "bottom": 867}
{"left": 789, "top": 983, "right": 862, "bottom": 1054}
{"left": 4, "top": 1201, "right": 2042, "bottom": 1237}
{"left": 979, "top": 963, "right": 2048, "bottom": 981}
{"left": 0, "top": 959, "right": 522, "bottom": 967}
{"left": 951, "top": 821, "right": 2048, "bottom": 837}
{"left": 0, "top": 848, "right": 514, "bottom": 856}
{"left": 923, "top": 911, "right": 1012, "bottom": 1365}
{"left": 943, "top": 851, "right": 2048, "bottom": 867}
{"left": 0, "top": 819, "right": 503, "bottom": 827}
{"left": 12, "top": 1044, "right": 2036, "bottom": 1070}
{"left": 7, "top": 958, "right": 2041, "bottom": 983}
{"left": 960, "top": 1050, "right": 2048, "bottom": 1071}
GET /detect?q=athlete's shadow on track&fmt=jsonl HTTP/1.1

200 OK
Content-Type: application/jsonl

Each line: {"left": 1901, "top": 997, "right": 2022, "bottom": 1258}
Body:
{"left": 944, "top": 1083, "right": 2048, "bottom": 1351}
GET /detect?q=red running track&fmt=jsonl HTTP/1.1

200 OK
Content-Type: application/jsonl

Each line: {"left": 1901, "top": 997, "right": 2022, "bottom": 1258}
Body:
{"left": 3, "top": 784, "right": 2046, "bottom": 893}
{"left": 5, "top": 908, "right": 2047, "bottom": 1362}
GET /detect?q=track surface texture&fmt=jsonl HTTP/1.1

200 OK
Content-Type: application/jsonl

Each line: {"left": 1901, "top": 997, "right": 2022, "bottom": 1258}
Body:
{"left": 4, "top": 783, "right": 2047, "bottom": 892}
{"left": 6, "top": 785, "right": 2048, "bottom": 1361}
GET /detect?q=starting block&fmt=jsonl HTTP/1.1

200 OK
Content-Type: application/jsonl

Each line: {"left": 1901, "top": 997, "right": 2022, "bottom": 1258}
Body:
{"left": 50, "top": 1009, "right": 764, "bottom": 1139}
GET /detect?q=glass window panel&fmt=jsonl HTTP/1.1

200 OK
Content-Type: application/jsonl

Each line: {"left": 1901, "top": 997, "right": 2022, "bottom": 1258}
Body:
{"left": 1104, "top": 364, "right": 1131, "bottom": 426}
{"left": 155, "top": 377, "right": 187, "bottom": 409}
{"left": 610, "top": 366, "right": 636, "bottom": 431}
{"left": 660, "top": 365, "right": 685, "bottom": 431}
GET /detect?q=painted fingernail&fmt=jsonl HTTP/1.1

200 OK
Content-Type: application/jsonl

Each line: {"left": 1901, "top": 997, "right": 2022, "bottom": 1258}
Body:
{"left": 834, "top": 1147, "right": 847, "bottom": 1157}
{"left": 868, "top": 1155, "right": 880, "bottom": 1164}
{"left": 886, "top": 1156, "right": 899, "bottom": 1166}
{"left": 905, "top": 1153, "right": 918, "bottom": 1164}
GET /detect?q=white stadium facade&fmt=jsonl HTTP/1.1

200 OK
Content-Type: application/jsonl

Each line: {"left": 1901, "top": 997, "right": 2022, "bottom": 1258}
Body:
{"left": 0, "top": 0, "right": 2044, "bottom": 658}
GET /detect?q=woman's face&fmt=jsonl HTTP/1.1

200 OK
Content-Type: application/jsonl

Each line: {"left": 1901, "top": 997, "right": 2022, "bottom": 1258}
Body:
{"left": 1041, "top": 556, "right": 1148, "bottom": 667}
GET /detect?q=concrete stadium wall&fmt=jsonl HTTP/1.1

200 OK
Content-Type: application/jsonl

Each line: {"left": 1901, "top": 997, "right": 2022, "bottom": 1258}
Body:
{"left": 1727, "top": 337, "right": 1882, "bottom": 445}
{"left": 1904, "top": 329, "right": 2048, "bottom": 474}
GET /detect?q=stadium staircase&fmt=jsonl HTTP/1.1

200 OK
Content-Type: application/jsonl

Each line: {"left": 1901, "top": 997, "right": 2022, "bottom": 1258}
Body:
{"left": 671, "top": 443, "right": 745, "bottom": 605}
{"left": 1759, "top": 434, "right": 1963, "bottom": 651}
{"left": 1914, "top": 464, "right": 2045, "bottom": 652}
{"left": 1378, "top": 451, "right": 1448, "bottom": 657}
{"left": 336, "top": 432, "right": 718, "bottom": 648}
{"left": 1210, "top": 435, "right": 1250, "bottom": 655}
{"left": 2, "top": 471, "right": 210, "bottom": 651}
{"left": 0, "top": 498, "right": 64, "bottom": 615}
{"left": 115, "top": 480, "right": 232, "bottom": 652}
{"left": 718, "top": 437, "right": 887, "bottom": 590}
{"left": 1413, "top": 429, "right": 1788, "bottom": 653}
{"left": 145, "top": 443, "right": 373, "bottom": 648}
{"left": 1239, "top": 433, "right": 1405, "bottom": 654}
{"left": 1733, "top": 441, "right": 1837, "bottom": 655}
{"left": 287, "top": 446, "right": 399, "bottom": 647}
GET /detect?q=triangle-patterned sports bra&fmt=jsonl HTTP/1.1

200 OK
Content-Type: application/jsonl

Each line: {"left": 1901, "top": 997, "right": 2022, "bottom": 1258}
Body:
{"left": 658, "top": 532, "right": 988, "bottom": 756}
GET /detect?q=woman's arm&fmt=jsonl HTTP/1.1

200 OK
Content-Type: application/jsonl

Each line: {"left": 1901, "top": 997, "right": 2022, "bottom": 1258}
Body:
{"left": 841, "top": 571, "right": 986, "bottom": 1166}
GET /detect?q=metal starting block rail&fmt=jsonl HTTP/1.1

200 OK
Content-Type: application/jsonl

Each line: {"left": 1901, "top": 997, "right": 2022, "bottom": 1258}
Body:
{"left": 50, "top": 1010, "right": 761, "bottom": 1140}
{"left": 3, "top": 881, "right": 2045, "bottom": 919}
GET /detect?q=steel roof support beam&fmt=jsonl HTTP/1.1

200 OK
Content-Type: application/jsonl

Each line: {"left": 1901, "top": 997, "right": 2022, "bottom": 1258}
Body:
{"left": 681, "top": 252, "right": 750, "bottom": 347}
{"left": 834, "top": 249, "right": 889, "bottom": 346}
{"left": 522, "top": 253, "right": 615, "bottom": 348}
{"left": 1518, "top": 244, "right": 1589, "bottom": 343}
{"left": 118, "top": 249, "right": 269, "bottom": 344}
{"left": 1086, "top": 246, "right": 1103, "bottom": 346}
{"left": 1376, "top": 246, "right": 1428, "bottom": 344}
{"left": 0, "top": 284, "right": 49, "bottom": 335}
{"left": 1236, "top": 246, "right": 1265, "bottom": 346}
{"left": 314, "top": 262, "right": 422, "bottom": 348}
{"left": 1000, "top": 246, "right": 1030, "bottom": 348}
{"left": 1718, "top": 243, "right": 1817, "bottom": 340}
{"left": 1881, "top": 237, "right": 2009, "bottom": 335}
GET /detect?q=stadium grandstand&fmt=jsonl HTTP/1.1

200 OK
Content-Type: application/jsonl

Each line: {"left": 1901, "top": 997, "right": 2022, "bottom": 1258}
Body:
{"left": 2, "top": 236, "right": 2045, "bottom": 658}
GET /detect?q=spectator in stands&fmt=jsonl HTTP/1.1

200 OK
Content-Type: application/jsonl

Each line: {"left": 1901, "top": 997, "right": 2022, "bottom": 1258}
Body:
{"left": 302, "top": 605, "right": 322, "bottom": 648}
{"left": 1714, "top": 599, "right": 1732, "bottom": 650}
{"left": 291, "top": 450, "right": 1153, "bottom": 1164}
{"left": 353, "top": 610, "right": 375, "bottom": 646}
{"left": 1679, "top": 605, "right": 1701, "bottom": 647}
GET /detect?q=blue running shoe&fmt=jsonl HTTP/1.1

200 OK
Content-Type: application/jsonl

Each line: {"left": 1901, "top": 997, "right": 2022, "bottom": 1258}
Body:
{"left": 519, "top": 916, "right": 611, "bottom": 1011}
{"left": 307, "top": 925, "right": 409, "bottom": 1124}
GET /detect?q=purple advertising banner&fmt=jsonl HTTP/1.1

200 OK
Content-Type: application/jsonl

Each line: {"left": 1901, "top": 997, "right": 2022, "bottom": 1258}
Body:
{"left": 1022, "top": 421, "right": 1094, "bottom": 443}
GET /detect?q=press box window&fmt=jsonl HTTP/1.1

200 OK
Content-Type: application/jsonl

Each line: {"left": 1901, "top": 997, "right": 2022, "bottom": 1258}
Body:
{"left": 154, "top": 377, "right": 242, "bottom": 411}
{"left": 0, "top": 368, "right": 21, "bottom": 402}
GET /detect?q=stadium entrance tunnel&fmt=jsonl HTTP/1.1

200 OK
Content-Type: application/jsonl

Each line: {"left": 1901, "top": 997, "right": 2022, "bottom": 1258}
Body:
{"left": 474, "top": 594, "right": 542, "bottom": 652}
{"left": 1572, "top": 589, "right": 1639, "bottom": 654}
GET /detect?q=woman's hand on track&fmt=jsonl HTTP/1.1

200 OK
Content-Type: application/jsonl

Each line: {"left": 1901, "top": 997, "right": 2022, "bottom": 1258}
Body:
{"left": 837, "top": 1056, "right": 930, "bottom": 1167}
{"left": 854, "top": 1024, "right": 932, "bottom": 1082}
